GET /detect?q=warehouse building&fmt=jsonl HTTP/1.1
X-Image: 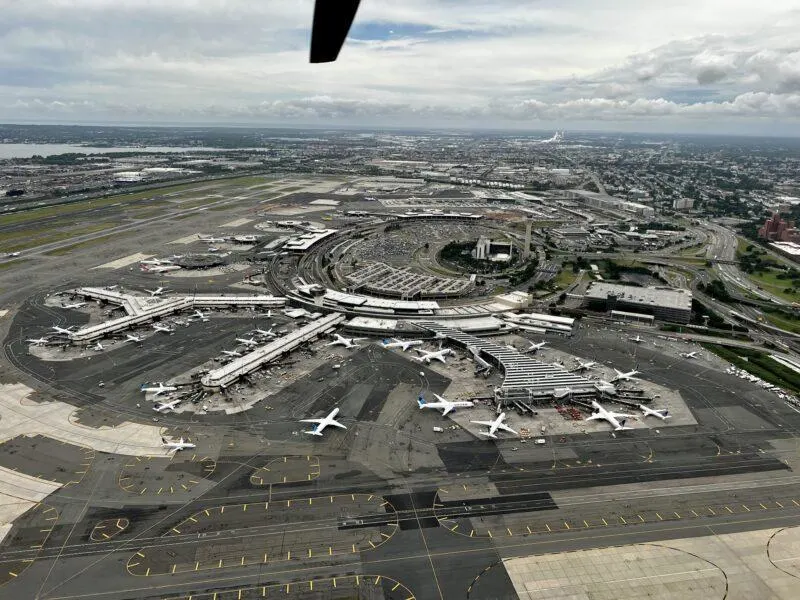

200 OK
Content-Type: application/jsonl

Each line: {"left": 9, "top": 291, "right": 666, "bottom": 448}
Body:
{"left": 582, "top": 282, "right": 692, "bottom": 324}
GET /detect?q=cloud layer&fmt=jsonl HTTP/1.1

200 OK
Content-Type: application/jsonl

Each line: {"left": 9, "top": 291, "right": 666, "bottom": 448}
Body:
{"left": 3, "top": 1, "right": 800, "bottom": 133}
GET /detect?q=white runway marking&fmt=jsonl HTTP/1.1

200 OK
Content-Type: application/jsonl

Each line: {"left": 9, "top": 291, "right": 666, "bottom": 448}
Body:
{"left": 168, "top": 233, "right": 201, "bottom": 245}
{"left": 91, "top": 253, "right": 152, "bottom": 270}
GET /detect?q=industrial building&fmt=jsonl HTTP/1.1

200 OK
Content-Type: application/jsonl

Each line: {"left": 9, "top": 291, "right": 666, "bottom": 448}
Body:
{"left": 582, "top": 282, "right": 692, "bottom": 324}
{"left": 566, "top": 189, "right": 655, "bottom": 218}
{"left": 345, "top": 262, "right": 474, "bottom": 299}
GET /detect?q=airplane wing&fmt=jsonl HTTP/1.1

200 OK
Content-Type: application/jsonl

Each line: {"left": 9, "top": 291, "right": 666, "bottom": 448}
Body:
{"left": 585, "top": 414, "right": 604, "bottom": 421}
{"left": 609, "top": 412, "right": 633, "bottom": 419}
{"left": 476, "top": 431, "right": 497, "bottom": 438}
{"left": 299, "top": 418, "right": 324, "bottom": 425}
{"left": 470, "top": 420, "right": 495, "bottom": 427}
{"left": 329, "top": 420, "right": 347, "bottom": 429}
{"left": 440, "top": 405, "right": 454, "bottom": 416}
{"left": 310, "top": 0, "right": 361, "bottom": 63}
{"left": 497, "top": 423, "right": 518, "bottom": 434}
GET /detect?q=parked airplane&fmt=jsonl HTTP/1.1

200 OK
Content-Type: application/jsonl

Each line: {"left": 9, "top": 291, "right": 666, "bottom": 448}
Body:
{"left": 140, "top": 258, "right": 170, "bottom": 266}
{"left": 162, "top": 437, "right": 195, "bottom": 452}
{"left": 141, "top": 382, "right": 177, "bottom": 396}
{"left": 236, "top": 337, "right": 259, "bottom": 347}
{"left": 190, "top": 310, "right": 210, "bottom": 322}
{"left": 681, "top": 351, "right": 700, "bottom": 359}
{"left": 126, "top": 334, "right": 144, "bottom": 343}
{"left": 327, "top": 333, "right": 365, "bottom": 349}
{"left": 259, "top": 310, "right": 273, "bottom": 318}
{"left": 152, "top": 324, "right": 174, "bottom": 334}
{"left": 221, "top": 350, "right": 242, "bottom": 357}
{"left": 586, "top": 400, "right": 633, "bottom": 431}
{"left": 62, "top": 302, "right": 86, "bottom": 309}
{"left": 640, "top": 405, "right": 671, "bottom": 420}
{"left": 611, "top": 368, "right": 640, "bottom": 382}
{"left": 412, "top": 347, "right": 455, "bottom": 364}
{"left": 26, "top": 337, "right": 49, "bottom": 346}
{"left": 526, "top": 341, "right": 548, "bottom": 353}
{"left": 570, "top": 360, "right": 597, "bottom": 372}
{"left": 51, "top": 325, "right": 74, "bottom": 335}
{"left": 470, "top": 412, "right": 518, "bottom": 439}
{"left": 629, "top": 335, "right": 644, "bottom": 344}
{"left": 145, "top": 287, "right": 167, "bottom": 297}
{"left": 91, "top": 341, "right": 104, "bottom": 351}
{"left": 301, "top": 408, "right": 347, "bottom": 436}
{"left": 154, "top": 398, "right": 181, "bottom": 413}
{"left": 418, "top": 394, "right": 474, "bottom": 417}
{"left": 382, "top": 338, "right": 424, "bottom": 352}
{"left": 254, "top": 328, "right": 276, "bottom": 338}
{"left": 143, "top": 264, "right": 181, "bottom": 273}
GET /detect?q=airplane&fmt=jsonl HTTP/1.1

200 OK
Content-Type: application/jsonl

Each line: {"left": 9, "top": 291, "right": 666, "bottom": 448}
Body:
{"left": 152, "top": 323, "right": 174, "bottom": 334}
{"left": 417, "top": 394, "right": 474, "bottom": 417}
{"left": 412, "top": 347, "right": 455, "bottom": 364}
{"left": 161, "top": 436, "right": 196, "bottom": 452}
{"left": 570, "top": 360, "right": 597, "bottom": 372}
{"left": 143, "top": 264, "right": 181, "bottom": 273}
{"left": 254, "top": 327, "right": 276, "bottom": 338}
{"left": 310, "top": 0, "right": 361, "bottom": 62}
{"left": 300, "top": 408, "right": 347, "bottom": 436}
{"left": 639, "top": 405, "right": 671, "bottom": 420}
{"left": 586, "top": 400, "right": 634, "bottom": 431}
{"left": 91, "top": 341, "right": 104, "bottom": 351}
{"left": 525, "top": 341, "right": 548, "bottom": 353}
{"left": 190, "top": 310, "right": 210, "bottom": 322}
{"left": 140, "top": 258, "right": 170, "bottom": 266}
{"left": 62, "top": 302, "right": 86, "bottom": 309}
{"left": 629, "top": 335, "right": 645, "bottom": 344}
{"left": 259, "top": 310, "right": 273, "bottom": 318}
{"left": 26, "top": 337, "right": 49, "bottom": 346}
{"left": 140, "top": 382, "right": 177, "bottom": 396}
{"left": 536, "top": 131, "right": 564, "bottom": 144}
{"left": 125, "top": 334, "right": 144, "bottom": 343}
{"left": 236, "top": 337, "right": 259, "bottom": 347}
{"left": 154, "top": 398, "right": 181, "bottom": 413}
{"left": 612, "top": 368, "right": 640, "bottom": 382}
{"left": 145, "top": 287, "right": 167, "bottom": 297}
{"left": 382, "top": 338, "right": 424, "bottom": 352}
{"left": 681, "top": 351, "right": 700, "bottom": 359}
{"left": 221, "top": 349, "right": 242, "bottom": 357}
{"left": 327, "top": 333, "right": 366, "bottom": 349}
{"left": 470, "top": 412, "right": 518, "bottom": 439}
{"left": 51, "top": 325, "right": 74, "bottom": 335}
{"left": 199, "top": 235, "right": 226, "bottom": 243}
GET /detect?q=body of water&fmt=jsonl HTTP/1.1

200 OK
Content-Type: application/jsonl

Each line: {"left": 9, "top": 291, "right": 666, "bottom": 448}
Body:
{"left": 0, "top": 143, "right": 261, "bottom": 159}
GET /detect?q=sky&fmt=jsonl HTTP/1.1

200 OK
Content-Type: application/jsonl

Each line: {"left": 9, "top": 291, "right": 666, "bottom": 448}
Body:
{"left": 3, "top": 0, "right": 800, "bottom": 134}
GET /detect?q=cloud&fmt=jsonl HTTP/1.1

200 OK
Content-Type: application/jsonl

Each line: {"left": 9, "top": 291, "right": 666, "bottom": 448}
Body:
{"left": 1, "top": 1, "right": 800, "bottom": 132}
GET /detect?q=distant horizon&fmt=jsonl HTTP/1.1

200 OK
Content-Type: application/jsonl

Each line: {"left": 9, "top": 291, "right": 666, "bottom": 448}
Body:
{"left": 2, "top": 121, "right": 800, "bottom": 141}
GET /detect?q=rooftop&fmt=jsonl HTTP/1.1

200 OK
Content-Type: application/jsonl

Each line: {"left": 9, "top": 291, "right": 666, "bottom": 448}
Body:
{"left": 585, "top": 282, "right": 692, "bottom": 310}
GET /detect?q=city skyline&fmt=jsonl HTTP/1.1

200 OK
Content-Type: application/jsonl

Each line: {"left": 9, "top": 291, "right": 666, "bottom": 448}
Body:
{"left": 2, "top": 1, "right": 800, "bottom": 134}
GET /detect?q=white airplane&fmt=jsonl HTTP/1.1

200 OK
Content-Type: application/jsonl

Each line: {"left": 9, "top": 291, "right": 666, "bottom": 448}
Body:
{"left": 62, "top": 302, "right": 86, "bottom": 309}
{"left": 51, "top": 325, "right": 74, "bottom": 335}
{"left": 143, "top": 264, "right": 181, "bottom": 273}
{"left": 91, "top": 341, "right": 104, "bottom": 351}
{"left": 681, "top": 351, "right": 700, "bottom": 359}
{"left": 254, "top": 327, "right": 276, "bottom": 338}
{"left": 236, "top": 337, "right": 259, "bottom": 347}
{"left": 300, "top": 408, "right": 347, "bottom": 436}
{"left": 629, "top": 335, "right": 645, "bottom": 344}
{"left": 586, "top": 400, "right": 634, "bottom": 431}
{"left": 470, "top": 412, "right": 518, "bottom": 439}
{"left": 140, "top": 382, "right": 177, "bottom": 396}
{"left": 639, "top": 405, "right": 671, "bottom": 420}
{"left": 570, "top": 360, "right": 597, "bottom": 372}
{"left": 221, "top": 349, "right": 242, "bottom": 357}
{"left": 26, "top": 337, "right": 49, "bottom": 346}
{"left": 327, "top": 333, "right": 366, "bottom": 349}
{"left": 152, "top": 323, "right": 174, "bottom": 334}
{"left": 162, "top": 436, "right": 196, "bottom": 452}
{"left": 126, "top": 334, "right": 144, "bottom": 343}
{"left": 612, "top": 368, "right": 640, "bottom": 382}
{"left": 259, "top": 310, "right": 273, "bottom": 318}
{"left": 526, "top": 341, "right": 548, "bottom": 353}
{"left": 413, "top": 347, "right": 455, "bottom": 364}
{"left": 140, "top": 258, "right": 170, "bottom": 266}
{"left": 418, "top": 394, "right": 474, "bottom": 416}
{"left": 199, "top": 235, "right": 225, "bottom": 243}
{"left": 145, "top": 287, "right": 167, "bottom": 297}
{"left": 154, "top": 398, "right": 181, "bottom": 413}
{"left": 382, "top": 338, "right": 424, "bottom": 352}
{"left": 190, "top": 310, "right": 210, "bottom": 322}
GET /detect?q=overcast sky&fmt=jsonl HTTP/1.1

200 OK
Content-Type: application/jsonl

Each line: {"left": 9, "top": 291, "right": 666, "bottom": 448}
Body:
{"left": 3, "top": 0, "right": 800, "bottom": 134}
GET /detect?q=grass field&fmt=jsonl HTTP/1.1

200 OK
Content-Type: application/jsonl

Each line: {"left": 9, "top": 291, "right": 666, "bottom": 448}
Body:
{"left": 743, "top": 268, "right": 800, "bottom": 303}
{"left": 1, "top": 223, "right": 121, "bottom": 253}
{"left": 763, "top": 311, "right": 800, "bottom": 334}
{"left": 702, "top": 343, "right": 800, "bottom": 394}
{"left": 44, "top": 233, "right": 120, "bottom": 256}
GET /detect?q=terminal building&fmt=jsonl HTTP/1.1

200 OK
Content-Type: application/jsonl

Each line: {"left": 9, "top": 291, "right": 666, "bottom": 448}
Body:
{"left": 565, "top": 189, "right": 655, "bottom": 218}
{"left": 582, "top": 282, "right": 692, "bottom": 324}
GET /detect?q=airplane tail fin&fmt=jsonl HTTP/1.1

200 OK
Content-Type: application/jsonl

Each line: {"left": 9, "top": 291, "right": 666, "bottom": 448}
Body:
{"left": 417, "top": 396, "right": 425, "bottom": 408}
{"left": 664, "top": 410, "right": 669, "bottom": 417}
{"left": 161, "top": 437, "right": 168, "bottom": 444}
{"left": 620, "top": 419, "right": 627, "bottom": 428}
